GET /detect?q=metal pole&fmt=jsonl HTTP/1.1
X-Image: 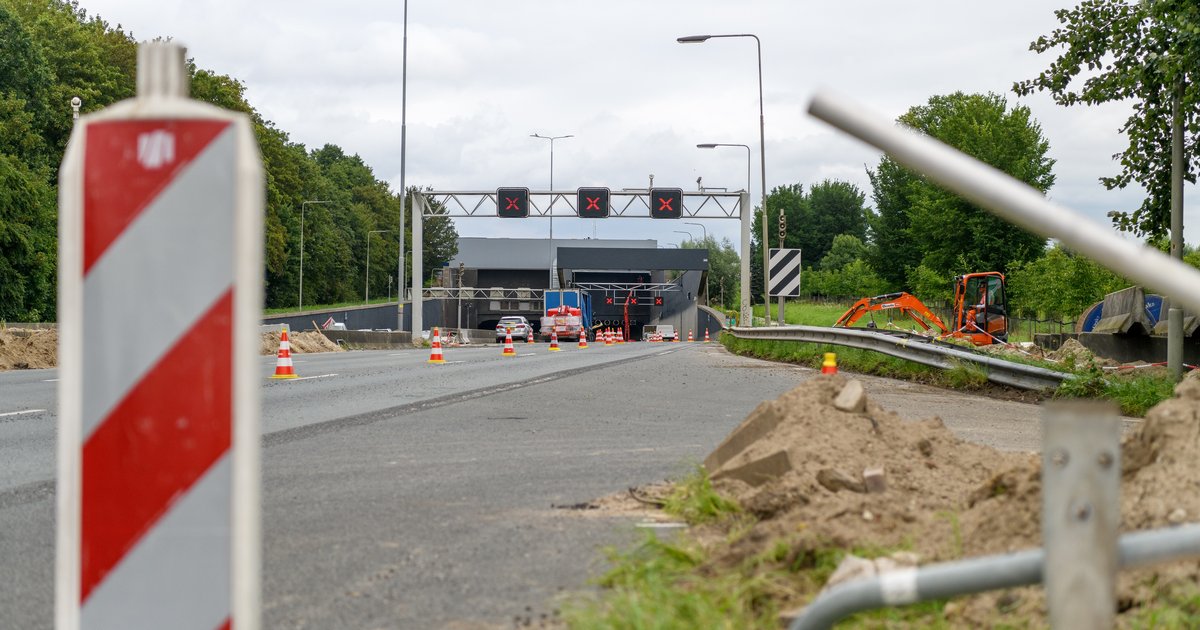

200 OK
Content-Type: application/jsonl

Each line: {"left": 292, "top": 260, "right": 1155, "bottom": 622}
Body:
{"left": 1169, "top": 82, "right": 1185, "bottom": 381}
{"left": 807, "top": 90, "right": 1200, "bottom": 316}
{"left": 397, "top": 0, "right": 408, "bottom": 332}
{"left": 411, "top": 193, "right": 424, "bottom": 342}
{"left": 739, "top": 191, "right": 751, "bottom": 327}
{"left": 531, "top": 133, "right": 573, "bottom": 308}
{"left": 1042, "top": 401, "right": 1120, "bottom": 627}
{"left": 752, "top": 35, "right": 771, "bottom": 325}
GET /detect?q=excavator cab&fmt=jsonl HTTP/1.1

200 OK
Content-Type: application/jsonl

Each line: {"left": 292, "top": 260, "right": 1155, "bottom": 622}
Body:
{"left": 952, "top": 272, "right": 1007, "bottom": 345}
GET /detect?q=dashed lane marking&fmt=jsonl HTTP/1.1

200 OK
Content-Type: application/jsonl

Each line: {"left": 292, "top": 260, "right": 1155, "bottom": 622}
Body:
{"left": 0, "top": 409, "right": 46, "bottom": 418}
{"left": 279, "top": 373, "right": 338, "bottom": 382}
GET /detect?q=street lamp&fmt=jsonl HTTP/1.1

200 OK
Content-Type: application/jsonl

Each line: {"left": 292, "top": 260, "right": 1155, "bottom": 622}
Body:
{"left": 684, "top": 221, "right": 707, "bottom": 242}
{"left": 366, "top": 229, "right": 393, "bottom": 304}
{"left": 530, "top": 132, "right": 573, "bottom": 305}
{"left": 299, "top": 200, "right": 331, "bottom": 312}
{"left": 397, "top": 0, "right": 409, "bottom": 331}
{"left": 674, "top": 229, "right": 696, "bottom": 243}
{"left": 680, "top": 33, "right": 771, "bottom": 323}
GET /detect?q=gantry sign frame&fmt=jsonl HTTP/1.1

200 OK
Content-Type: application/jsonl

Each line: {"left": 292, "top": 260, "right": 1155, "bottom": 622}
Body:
{"left": 407, "top": 189, "right": 751, "bottom": 339}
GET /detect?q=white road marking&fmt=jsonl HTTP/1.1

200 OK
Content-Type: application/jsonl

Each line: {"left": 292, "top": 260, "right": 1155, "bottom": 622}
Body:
{"left": 518, "top": 353, "right": 536, "bottom": 357}
{"left": 43, "top": 379, "right": 59, "bottom": 382}
{"left": 281, "top": 373, "right": 338, "bottom": 382}
{"left": 0, "top": 409, "right": 45, "bottom": 418}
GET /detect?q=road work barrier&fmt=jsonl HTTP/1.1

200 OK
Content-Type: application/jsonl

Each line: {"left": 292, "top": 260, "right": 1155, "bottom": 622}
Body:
{"left": 57, "top": 41, "right": 262, "bottom": 629}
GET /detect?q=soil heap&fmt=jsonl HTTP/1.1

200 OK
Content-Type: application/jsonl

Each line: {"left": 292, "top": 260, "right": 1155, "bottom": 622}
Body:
{"left": 0, "top": 328, "right": 58, "bottom": 370}
{"left": 698, "top": 373, "right": 1200, "bottom": 626}
{"left": 260, "top": 330, "right": 343, "bottom": 355}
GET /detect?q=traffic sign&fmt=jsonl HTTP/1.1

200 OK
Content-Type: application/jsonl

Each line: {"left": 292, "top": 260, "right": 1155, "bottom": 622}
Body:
{"left": 769, "top": 248, "right": 803, "bottom": 297}
{"left": 649, "top": 188, "right": 683, "bottom": 219}
{"left": 654, "top": 296, "right": 663, "bottom": 306}
{"left": 57, "top": 43, "right": 263, "bottom": 630}
{"left": 577, "top": 187, "right": 610, "bottom": 218}
{"left": 496, "top": 187, "right": 530, "bottom": 217}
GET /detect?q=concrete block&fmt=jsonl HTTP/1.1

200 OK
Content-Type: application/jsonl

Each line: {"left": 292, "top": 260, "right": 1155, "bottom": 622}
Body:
{"left": 817, "top": 468, "right": 866, "bottom": 493}
{"left": 1094, "top": 286, "right": 1151, "bottom": 335}
{"left": 703, "top": 401, "right": 785, "bottom": 473}
{"left": 833, "top": 380, "right": 866, "bottom": 413}
{"left": 711, "top": 450, "right": 792, "bottom": 487}
{"left": 863, "top": 467, "right": 887, "bottom": 493}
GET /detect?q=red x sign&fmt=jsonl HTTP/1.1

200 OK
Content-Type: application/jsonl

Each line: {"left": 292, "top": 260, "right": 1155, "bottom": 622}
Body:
{"left": 630, "top": 298, "right": 638, "bottom": 305}
{"left": 505, "top": 197, "right": 519, "bottom": 210}
{"left": 605, "top": 297, "right": 614, "bottom": 305}
{"left": 586, "top": 197, "right": 600, "bottom": 210}
{"left": 654, "top": 297, "right": 663, "bottom": 305}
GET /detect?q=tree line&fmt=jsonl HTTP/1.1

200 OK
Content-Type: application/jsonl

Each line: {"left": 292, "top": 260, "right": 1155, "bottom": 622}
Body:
{"left": 0, "top": 0, "right": 457, "bottom": 322}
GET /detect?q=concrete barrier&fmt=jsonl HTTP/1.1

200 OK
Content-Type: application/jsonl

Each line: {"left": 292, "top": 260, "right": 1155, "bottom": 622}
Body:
{"left": 1093, "top": 287, "right": 1152, "bottom": 335}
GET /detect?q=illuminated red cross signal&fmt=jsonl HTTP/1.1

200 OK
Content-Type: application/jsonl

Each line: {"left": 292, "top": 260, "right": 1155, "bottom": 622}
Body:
{"left": 496, "top": 187, "right": 530, "bottom": 218}
{"left": 629, "top": 297, "right": 638, "bottom": 305}
{"left": 649, "top": 187, "right": 682, "bottom": 219}
{"left": 576, "top": 187, "right": 610, "bottom": 219}
{"left": 605, "top": 296, "right": 614, "bottom": 305}
{"left": 654, "top": 296, "right": 663, "bottom": 305}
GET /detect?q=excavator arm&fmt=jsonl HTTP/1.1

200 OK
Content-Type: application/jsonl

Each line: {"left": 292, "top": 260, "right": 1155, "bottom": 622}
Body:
{"left": 834, "top": 292, "right": 950, "bottom": 334}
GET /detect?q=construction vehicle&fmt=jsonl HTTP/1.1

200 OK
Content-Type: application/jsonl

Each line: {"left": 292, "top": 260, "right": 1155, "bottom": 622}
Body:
{"left": 834, "top": 272, "right": 1008, "bottom": 345}
{"left": 541, "top": 289, "right": 593, "bottom": 341}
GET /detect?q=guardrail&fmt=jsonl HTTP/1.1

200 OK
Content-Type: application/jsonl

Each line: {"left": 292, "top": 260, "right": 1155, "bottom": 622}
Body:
{"left": 728, "top": 325, "right": 1071, "bottom": 390}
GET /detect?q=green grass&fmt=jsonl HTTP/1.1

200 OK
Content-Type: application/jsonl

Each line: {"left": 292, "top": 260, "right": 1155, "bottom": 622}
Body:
{"left": 1126, "top": 581, "right": 1200, "bottom": 629}
{"left": 1053, "top": 362, "right": 1176, "bottom": 416}
{"left": 264, "top": 296, "right": 396, "bottom": 316}
{"left": 562, "top": 470, "right": 953, "bottom": 629}
{"left": 661, "top": 467, "right": 742, "bottom": 525}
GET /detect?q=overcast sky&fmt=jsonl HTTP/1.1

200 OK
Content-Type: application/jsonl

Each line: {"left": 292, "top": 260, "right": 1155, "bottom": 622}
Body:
{"left": 79, "top": 0, "right": 1198, "bottom": 256}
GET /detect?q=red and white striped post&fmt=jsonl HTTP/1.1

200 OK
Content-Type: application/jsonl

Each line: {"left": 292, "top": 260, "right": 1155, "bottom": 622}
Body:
{"left": 57, "top": 42, "right": 263, "bottom": 629}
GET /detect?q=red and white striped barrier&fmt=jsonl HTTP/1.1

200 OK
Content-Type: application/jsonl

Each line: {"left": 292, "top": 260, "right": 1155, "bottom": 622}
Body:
{"left": 57, "top": 43, "right": 262, "bottom": 630}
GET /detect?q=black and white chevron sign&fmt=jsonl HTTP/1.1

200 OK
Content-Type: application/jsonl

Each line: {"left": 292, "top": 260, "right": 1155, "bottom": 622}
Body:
{"left": 768, "top": 248, "right": 802, "bottom": 297}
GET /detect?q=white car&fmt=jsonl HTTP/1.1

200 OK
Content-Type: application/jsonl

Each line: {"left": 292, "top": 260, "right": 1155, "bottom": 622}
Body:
{"left": 495, "top": 316, "right": 533, "bottom": 342}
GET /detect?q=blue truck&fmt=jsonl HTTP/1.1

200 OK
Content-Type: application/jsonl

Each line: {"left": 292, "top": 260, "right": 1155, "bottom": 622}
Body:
{"left": 541, "top": 289, "right": 593, "bottom": 341}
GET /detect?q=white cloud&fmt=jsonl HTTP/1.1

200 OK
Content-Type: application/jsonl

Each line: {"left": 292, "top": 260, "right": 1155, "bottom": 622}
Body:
{"left": 79, "top": 0, "right": 1200, "bottom": 250}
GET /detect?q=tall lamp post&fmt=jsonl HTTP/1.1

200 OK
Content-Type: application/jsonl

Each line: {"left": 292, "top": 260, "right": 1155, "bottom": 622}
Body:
{"left": 299, "top": 200, "right": 331, "bottom": 312}
{"left": 397, "top": 0, "right": 409, "bottom": 331}
{"left": 366, "top": 229, "right": 393, "bottom": 304}
{"left": 684, "top": 221, "right": 707, "bottom": 242}
{"left": 680, "top": 33, "right": 770, "bottom": 323}
{"left": 674, "top": 229, "right": 696, "bottom": 243}
{"left": 530, "top": 133, "right": 573, "bottom": 306}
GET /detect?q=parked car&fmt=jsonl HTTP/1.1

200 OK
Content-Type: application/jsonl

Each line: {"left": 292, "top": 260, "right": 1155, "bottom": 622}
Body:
{"left": 495, "top": 316, "right": 533, "bottom": 342}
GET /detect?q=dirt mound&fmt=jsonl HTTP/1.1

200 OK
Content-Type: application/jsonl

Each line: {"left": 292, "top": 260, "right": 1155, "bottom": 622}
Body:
{"left": 260, "top": 330, "right": 343, "bottom": 355}
{"left": 1047, "top": 337, "right": 1117, "bottom": 368}
{"left": 697, "top": 374, "right": 1200, "bottom": 625}
{"left": 0, "top": 328, "right": 58, "bottom": 370}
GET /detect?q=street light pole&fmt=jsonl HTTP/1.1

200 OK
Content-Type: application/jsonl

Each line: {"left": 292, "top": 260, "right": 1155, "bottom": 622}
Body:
{"left": 299, "top": 200, "right": 331, "bottom": 312}
{"left": 531, "top": 133, "right": 573, "bottom": 308}
{"left": 366, "top": 229, "right": 393, "bottom": 304}
{"left": 674, "top": 229, "right": 696, "bottom": 243}
{"left": 684, "top": 221, "right": 707, "bottom": 242}
{"left": 680, "top": 34, "right": 770, "bottom": 324}
{"left": 397, "top": 0, "right": 409, "bottom": 331}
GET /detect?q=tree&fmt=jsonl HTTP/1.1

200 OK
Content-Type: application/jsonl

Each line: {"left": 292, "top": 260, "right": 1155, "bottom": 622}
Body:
{"left": 804, "top": 180, "right": 868, "bottom": 264}
{"left": 682, "top": 235, "right": 740, "bottom": 309}
{"left": 819, "top": 234, "right": 870, "bottom": 271}
{"left": 869, "top": 92, "right": 1055, "bottom": 283}
{"left": 1007, "top": 245, "right": 1128, "bottom": 319}
{"left": 1015, "top": 0, "right": 1200, "bottom": 238}
{"left": 0, "top": 153, "right": 56, "bottom": 320}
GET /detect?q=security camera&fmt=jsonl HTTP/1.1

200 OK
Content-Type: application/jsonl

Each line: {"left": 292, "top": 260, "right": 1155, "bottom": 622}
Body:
{"left": 70, "top": 97, "right": 81, "bottom": 108}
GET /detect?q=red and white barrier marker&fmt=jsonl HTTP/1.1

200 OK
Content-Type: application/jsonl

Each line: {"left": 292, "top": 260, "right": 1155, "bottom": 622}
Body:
{"left": 57, "top": 42, "right": 263, "bottom": 630}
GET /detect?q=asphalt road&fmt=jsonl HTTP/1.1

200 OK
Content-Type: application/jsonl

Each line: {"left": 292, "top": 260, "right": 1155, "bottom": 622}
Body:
{"left": 0, "top": 341, "right": 1059, "bottom": 628}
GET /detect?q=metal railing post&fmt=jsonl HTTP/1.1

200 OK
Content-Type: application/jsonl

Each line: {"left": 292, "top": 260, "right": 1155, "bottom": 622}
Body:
{"left": 1042, "top": 401, "right": 1121, "bottom": 626}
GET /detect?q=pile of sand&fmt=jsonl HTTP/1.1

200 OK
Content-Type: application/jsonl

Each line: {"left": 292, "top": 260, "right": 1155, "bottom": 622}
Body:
{"left": 260, "top": 330, "right": 343, "bottom": 355}
{"left": 0, "top": 328, "right": 58, "bottom": 370}
{"left": 688, "top": 374, "right": 1200, "bottom": 625}
{"left": 1046, "top": 337, "right": 1118, "bottom": 368}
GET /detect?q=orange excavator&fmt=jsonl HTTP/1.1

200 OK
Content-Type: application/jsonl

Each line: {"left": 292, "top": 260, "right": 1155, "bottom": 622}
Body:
{"left": 834, "top": 272, "right": 1008, "bottom": 346}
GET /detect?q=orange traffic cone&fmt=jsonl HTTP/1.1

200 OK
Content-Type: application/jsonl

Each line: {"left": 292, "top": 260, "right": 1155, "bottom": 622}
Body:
{"left": 687, "top": 329, "right": 695, "bottom": 342}
{"left": 605, "top": 328, "right": 613, "bottom": 346}
{"left": 617, "top": 328, "right": 624, "bottom": 344}
{"left": 271, "top": 327, "right": 298, "bottom": 379}
{"left": 527, "top": 329, "right": 535, "bottom": 343}
{"left": 704, "top": 329, "right": 711, "bottom": 343}
{"left": 578, "top": 330, "right": 588, "bottom": 349}
{"left": 673, "top": 330, "right": 680, "bottom": 342}
{"left": 549, "top": 329, "right": 561, "bottom": 351}
{"left": 502, "top": 331, "right": 517, "bottom": 357}
{"left": 428, "top": 327, "right": 446, "bottom": 364}
{"left": 821, "top": 352, "right": 838, "bottom": 374}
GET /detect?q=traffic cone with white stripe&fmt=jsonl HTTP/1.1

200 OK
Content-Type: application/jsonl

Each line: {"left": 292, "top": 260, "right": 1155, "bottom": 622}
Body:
{"left": 428, "top": 327, "right": 446, "bottom": 364}
{"left": 527, "top": 329, "right": 535, "bottom": 343}
{"left": 578, "top": 330, "right": 588, "bottom": 349}
{"left": 502, "top": 331, "right": 516, "bottom": 357}
{"left": 704, "top": 329, "right": 711, "bottom": 343}
{"left": 549, "top": 329, "right": 561, "bottom": 351}
{"left": 617, "top": 328, "right": 624, "bottom": 344}
{"left": 271, "top": 326, "right": 298, "bottom": 379}
{"left": 605, "top": 328, "right": 613, "bottom": 346}
{"left": 687, "top": 329, "right": 695, "bottom": 342}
